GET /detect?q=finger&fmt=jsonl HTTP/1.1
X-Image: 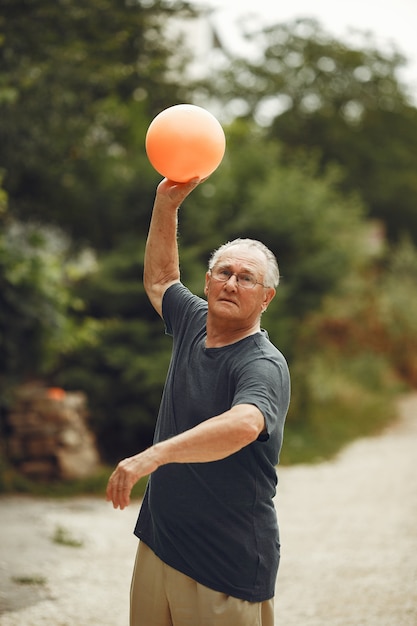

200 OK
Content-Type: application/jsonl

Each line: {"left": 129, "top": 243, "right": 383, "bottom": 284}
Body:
{"left": 105, "top": 470, "right": 117, "bottom": 502}
{"left": 158, "top": 177, "right": 200, "bottom": 200}
{"left": 119, "top": 486, "right": 131, "bottom": 510}
{"left": 107, "top": 474, "right": 132, "bottom": 510}
{"left": 112, "top": 482, "right": 131, "bottom": 510}
{"left": 106, "top": 471, "right": 123, "bottom": 508}
{"left": 163, "top": 176, "right": 200, "bottom": 187}
{"left": 171, "top": 188, "right": 200, "bottom": 207}
{"left": 105, "top": 479, "right": 113, "bottom": 502}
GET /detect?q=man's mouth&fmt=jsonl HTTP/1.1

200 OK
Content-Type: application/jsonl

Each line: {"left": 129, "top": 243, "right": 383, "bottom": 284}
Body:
{"left": 218, "top": 297, "right": 237, "bottom": 305}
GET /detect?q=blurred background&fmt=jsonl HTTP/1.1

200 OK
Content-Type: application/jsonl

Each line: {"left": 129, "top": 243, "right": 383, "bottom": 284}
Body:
{"left": 1, "top": 0, "right": 417, "bottom": 493}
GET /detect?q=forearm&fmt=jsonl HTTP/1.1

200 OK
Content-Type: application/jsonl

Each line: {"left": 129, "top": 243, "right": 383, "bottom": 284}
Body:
{"left": 154, "top": 404, "right": 264, "bottom": 465}
{"left": 106, "top": 404, "right": 265, "bottom": 509}
{"left": 143, "top": 188, "right": 180, "bottom": 297}
{"left": 143, "top": 178, "right": 200, "bottom": 313}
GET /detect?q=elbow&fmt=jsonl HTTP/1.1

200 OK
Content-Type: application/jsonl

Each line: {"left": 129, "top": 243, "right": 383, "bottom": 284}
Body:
{"left": 247, "top": 422, "right": 264, "bottom": 445}
{"left": 143, "top": 271, "right": 180, "bottom": 314}
{"left": 143, "top": 267, "right": 180, "bottom": 295}
{"left": 239, "top": 415, "right": 265, "bottom": 447}
{"left": 143, "top": 273, "right": 155, "bottom": 298}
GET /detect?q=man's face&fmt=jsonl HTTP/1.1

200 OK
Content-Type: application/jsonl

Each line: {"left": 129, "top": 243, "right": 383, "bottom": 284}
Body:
{"left": 204, "top": 245, "right": 275, "bottom": 328}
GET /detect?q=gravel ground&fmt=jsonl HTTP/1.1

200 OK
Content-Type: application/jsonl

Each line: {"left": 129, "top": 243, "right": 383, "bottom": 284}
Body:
{"left": 1, "top": 393, "right": 416, "bottom": 626}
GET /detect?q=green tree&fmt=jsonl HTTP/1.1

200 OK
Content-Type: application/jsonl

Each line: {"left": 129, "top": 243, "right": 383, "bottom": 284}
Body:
{"left": 55, "top": 238, "right": 172, "bottom": 460}
{"left": 0, "top": 0, "right": 209, "bottom": 461}
{"left": 2, "top": 5, "right": 415, "bottom": 470}
{"left": 281, "top": 235, "right": 417, "bottom": 463}
{"left": 178, "top": 121, "right": 368, "bottom": 346}
{"left": 58, "top": 130, "right": 369, "bottom": 460}
{"left": 211, "top": 18, "right": 417, "bottom": 243}
{"left": 0, "top": 211, "right": 95, "bottom": 396}
{"left": 0, "top": 0, "right": 197, "bottom": 246}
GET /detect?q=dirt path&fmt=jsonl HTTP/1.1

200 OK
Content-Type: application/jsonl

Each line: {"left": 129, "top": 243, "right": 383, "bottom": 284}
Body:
{"left": 1, "top": 394, "right": 416, "bottom": 626}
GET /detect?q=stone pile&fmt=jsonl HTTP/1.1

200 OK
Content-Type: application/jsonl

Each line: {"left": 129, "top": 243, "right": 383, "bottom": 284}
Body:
{"left": 6, "top": 384, "right": 100, "bottom": 480}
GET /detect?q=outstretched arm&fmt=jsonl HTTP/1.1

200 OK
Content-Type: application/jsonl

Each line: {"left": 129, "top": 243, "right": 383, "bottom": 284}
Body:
{"left": 144, "top": 177, "right": 200, "bottom": 317}
{"left": 106, "top": 404, "right": 265, "bottom": 510}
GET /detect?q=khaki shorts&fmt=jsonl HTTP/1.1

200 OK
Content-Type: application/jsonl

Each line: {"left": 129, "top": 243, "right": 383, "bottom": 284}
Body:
{"left": 130, "top": 541, "right": 274, "bottom": 626}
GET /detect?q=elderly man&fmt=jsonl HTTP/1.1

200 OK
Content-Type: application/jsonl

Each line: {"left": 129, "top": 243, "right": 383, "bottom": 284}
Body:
{"left": 106, "top": 178, "right": 290, "bottom": 626}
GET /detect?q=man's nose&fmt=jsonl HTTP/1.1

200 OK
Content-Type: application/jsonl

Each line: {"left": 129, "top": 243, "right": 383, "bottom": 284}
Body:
{"left": 224, "top": 273, "right": 239, "bottom": 289}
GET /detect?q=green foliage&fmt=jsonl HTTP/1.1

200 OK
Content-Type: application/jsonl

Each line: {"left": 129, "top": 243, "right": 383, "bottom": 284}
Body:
{"left": 0, "top": 218, "right": 74, "bottom": 385}
{"left": 214, "top": 18, "right": 409, "bottom": 115}
{"left": 0, "top": 179, "right": 100, "bottom": 424}
{"left": 53, "top": 137, "right": 394, "bottom": 464}
{"left": 378, "top": 237, "right": 417, "bottom": 383}
{"left": 12, "top": 575, "right": 47, "bottom": 586}
{"left": 303, "top": 237, "right": 417, "bottom": 387}
{"left": 281, "top": 351, "right": 398, "bottom": 464}
{"left": 0, "top": 0, "right": 202, "bottom": 462}
{"left": 280, "top": 236, "right": 417, "bottom": 463}
{"left": 178, "top": 126, "right": 369, "bottom": 356}
{"left": 54, "top": 240, "right": 173, "bottom": 460}
{"left": 0, "top": 0, "right": 197, "bottom": 246}
{"left": 1, "top": 5, "right": 417, "bottom": 480}
{"left": 212, "top": 18, "right": 417, "bottom": 244}
{"left": 52, "top": 525, "right": 84, "bottom": 548}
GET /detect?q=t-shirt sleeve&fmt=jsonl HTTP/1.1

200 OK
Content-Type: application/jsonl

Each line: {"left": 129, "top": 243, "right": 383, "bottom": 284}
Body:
{"left": 162, "top": 283, "right": 207, "bottom": 337}
{"left": 232, "top": 354, "right": 290, "bottom": 443}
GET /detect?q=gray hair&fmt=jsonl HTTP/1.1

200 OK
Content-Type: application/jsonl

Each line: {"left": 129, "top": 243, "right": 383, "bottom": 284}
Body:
{"left": 208, "top": 238, "right": 280, "bottom": 288}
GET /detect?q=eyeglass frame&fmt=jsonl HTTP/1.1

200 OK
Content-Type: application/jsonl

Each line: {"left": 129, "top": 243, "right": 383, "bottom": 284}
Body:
{"left": 209, "top": 266, "right": 268, "bottom": 289}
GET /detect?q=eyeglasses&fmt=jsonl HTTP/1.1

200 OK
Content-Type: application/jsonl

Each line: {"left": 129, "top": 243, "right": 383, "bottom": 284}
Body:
{"left": 210, "top": 267, "right": 267, "bottom": 289}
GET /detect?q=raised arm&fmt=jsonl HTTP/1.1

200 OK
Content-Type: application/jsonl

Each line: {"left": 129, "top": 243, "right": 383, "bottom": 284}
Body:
{"left": 144, "top": 177, "right": 200, "bottom": 316}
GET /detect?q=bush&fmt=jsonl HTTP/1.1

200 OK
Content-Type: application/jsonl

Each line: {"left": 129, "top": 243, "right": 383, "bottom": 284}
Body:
{"left": 280, "top": 238, "right": 417, "bottom": 464}
{"left": 281, "top": 351, "right": 400, "bottom": 464}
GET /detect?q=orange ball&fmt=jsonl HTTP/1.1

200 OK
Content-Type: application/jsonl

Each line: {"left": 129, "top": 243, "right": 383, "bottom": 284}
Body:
{"left": 145, "top": 104, "right": 226, "bottom": 182}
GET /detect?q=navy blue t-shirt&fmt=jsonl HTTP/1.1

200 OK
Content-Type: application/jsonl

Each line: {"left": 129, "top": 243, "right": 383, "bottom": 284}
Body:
{"left": 134, "top": 283, "right": 290, "bottom": 602}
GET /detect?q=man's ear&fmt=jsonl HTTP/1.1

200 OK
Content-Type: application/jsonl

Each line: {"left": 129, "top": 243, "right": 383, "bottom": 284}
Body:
{"left": 262, "top": 287, "right": 276, "bottom": 312}
{"left": 204, "top": 271, "right": 211, "bottom": 296}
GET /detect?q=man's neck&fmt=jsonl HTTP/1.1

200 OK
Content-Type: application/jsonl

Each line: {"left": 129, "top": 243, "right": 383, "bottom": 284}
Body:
{"left": 205, "top": 318, "right": 261, "bottom": 348}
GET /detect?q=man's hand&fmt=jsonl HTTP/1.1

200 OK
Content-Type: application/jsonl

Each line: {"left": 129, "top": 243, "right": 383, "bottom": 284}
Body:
{"left": 105, "top": 447, "right": 160, "bottom": 510}
{"left": 156, "top": 177, "right": 202, "bottom": 208}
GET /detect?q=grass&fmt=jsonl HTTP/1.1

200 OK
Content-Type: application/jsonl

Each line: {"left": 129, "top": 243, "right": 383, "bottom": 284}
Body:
{"left": 52, "top": 524, "right": 84, "bottom": 548}
{"left": 12, "top": 575, "right": 47, "bottom": 586}
{"left": 280, "top": 358, "right": 402, "bottom": 465}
